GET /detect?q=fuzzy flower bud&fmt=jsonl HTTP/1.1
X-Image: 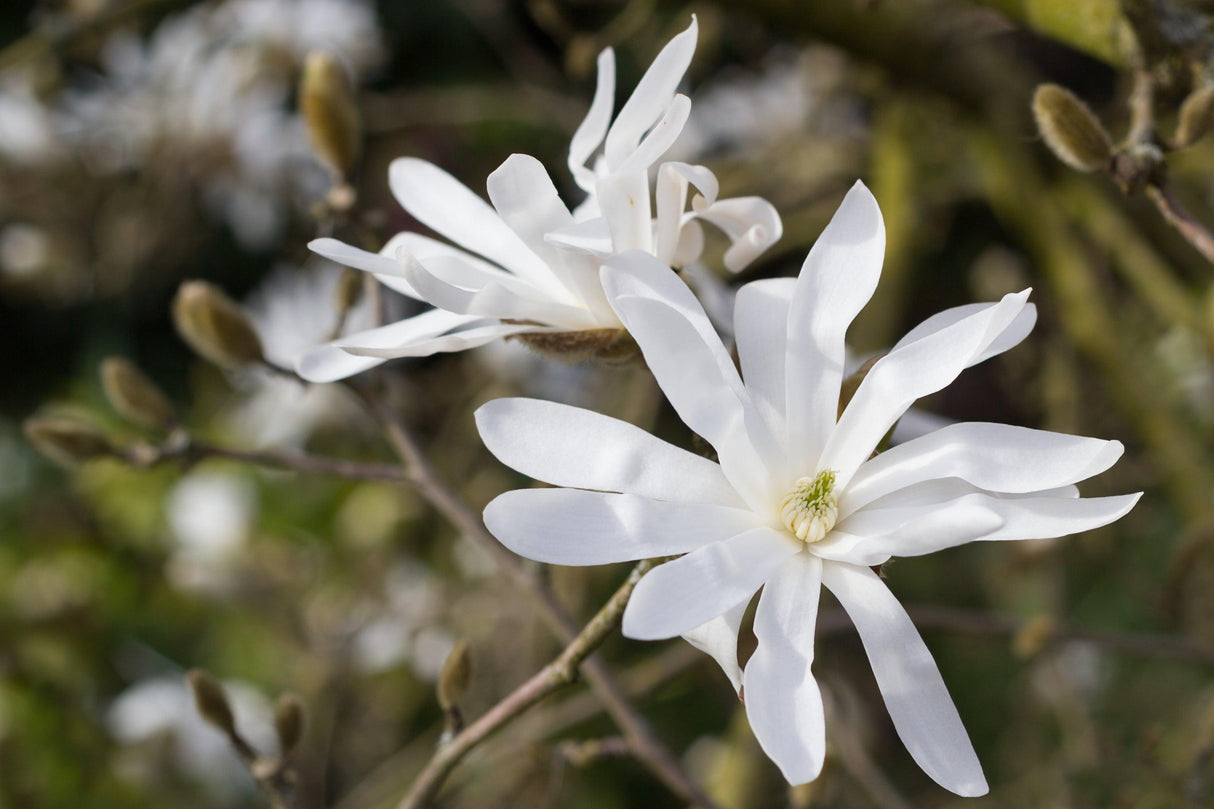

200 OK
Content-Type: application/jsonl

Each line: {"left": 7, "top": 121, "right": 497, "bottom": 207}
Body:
{"left": 301, "top": 52, "right": 361, "bottom": 179}
{"left": 437, "top": 640, "right": 472, "bottom": 711}
{"left": 512, "top": 328, "right": 638, "bottom": 365}
{"left": 100, "top": 357, "right": 175, "bottom": 431}
{"left": 23, "top": 415, "right": 114, "bottom": 465}
{"left": 1175, "top": 85, "right": 1214, "bottom": 149}
{"left": 1032, "top": 84, "right": 1113, "bottom": 173}
{"left": 173, "top": 281, "right": 265, "bottom": 368}
{"left": 274, "top": 693, "right": 307, "bottom": 757}
{"left": 187, "top": 669, "right": 237, "bottom": 737}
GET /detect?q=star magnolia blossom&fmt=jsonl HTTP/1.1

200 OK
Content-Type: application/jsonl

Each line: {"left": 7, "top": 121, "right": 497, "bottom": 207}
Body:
{"left": 297, "top": 17, "right": 782, "bottom": 383}
{"left": 475, "top": 182, "right": 1140, "bottom": 795}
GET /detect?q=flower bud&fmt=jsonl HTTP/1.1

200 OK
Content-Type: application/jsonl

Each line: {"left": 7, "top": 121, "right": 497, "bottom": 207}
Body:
{"left": 513, "top": 328, "right": 638, "bottom": 365}
{"left": 187, "top": 669, "right": 237, "bottom": 737}
{"left": 1012, "top": 615, "right": 1057, "bottom": 659}
{"left": 300, "top": 52, "right": 361, "bottom": 178}
{"left": 1175, "top": 85, "right": 1214, "bottom": 149}
{"left": 437, "top": 640, "right": 471, "bottom": 711}
{"left": 173, "top": 281, "right": 264, "bottom": 368}
{"left": 334, "top": 268, "right": 364, "bottom": 314}
{"left": 274, "top": 693, "right": 307, "bottom": 757}
{"left": 1032, "top": 84, "right": 1113, "bottom": 173}
{"left": 100, "top": 357, "right": 175, "bottom": 431}
{"left": 23, "top": 416, "right": 113, "bottom": 465}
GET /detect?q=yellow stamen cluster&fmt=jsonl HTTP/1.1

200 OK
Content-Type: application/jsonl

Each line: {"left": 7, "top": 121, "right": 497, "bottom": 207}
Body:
{"left": 781, "top": 470, "right": 838, "bottom": 544}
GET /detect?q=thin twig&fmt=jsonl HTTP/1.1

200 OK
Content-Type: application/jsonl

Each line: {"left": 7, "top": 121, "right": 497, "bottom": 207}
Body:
{"left": 396, "top": 561, "right": 653, "bottom": 809}
{"left": 1145, "top": 181, "right": 1214, "bottom": 265}
{"left": 354, "top": 384, "right": 720, "bottom": 809}
{"left": 117, "top": 434, "right": 408, "bottom": 482}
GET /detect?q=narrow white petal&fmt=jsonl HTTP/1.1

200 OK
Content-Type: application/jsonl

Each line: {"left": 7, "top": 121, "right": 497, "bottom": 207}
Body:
{"left": 309, "top": 236, "right": 419, "bottom": 298}
{"left": 614, "top": 94, "right": 692, "bottom": 176}
{"left": 655, "top": 161, "right": 719, "bottom": 266}
{"left": 734, "top": 278, "right": 796, "bottom": 473}
{"left": 821, "top": 290, "right": 1030, "bottom": 487}
{"left": 483, "top": 489, "right": 761, "bottom": 566}
{"left": 743, "top": 552, "right": 826, "bottom": 785}
{"left": 622, "top": 526, "right": 799, "bottom": 641}
{"left": 894, "top": 301, "right": 1037, "bottom": 365}
{"left": 340, "top": 321, "right": 554, "bottom": 359}
{"left": 821, "top": 562, "right": 987, "bottom": 797}
{"left": 818, "top": 490, "right": 1141, "bottom": 567}
{"left": 295, "top": 344, "right": 385, "bottom": 383}
{"left": 601, "top": 252, "right": 781, "bottom": 509}
{"left": 568, "top": 47, "right": 616, "bottom": 191}
{"left": 785, "top": 181, "right": 886, "bottom": 473}
{"left": 841, "top": 422, "right": 1125, "bottom": 518}
{"left": 544, "top": 217, "right": 614, "bottom": 256}
{"left": 596, "top": 169, "right": 653, "bottom": 253}
{"left": 296, "top": 309, "right": 483, "bottom": 381}
{"left": 603, "top": 17, "right": 697, "bottom": 169}
{"left": 682, "top": 600, "right": 748, "bottom": 692}
{"left": 388, "top": 158, "right": 563, "bottom": 296}
{"left": 692, "top": 195, "right": 784, "bottom": 272}
{"left": 398, "top": 251, "right": 599, "bottom": 330}
{"left": 475, "top": 397, "right": 744, "bottom": 506}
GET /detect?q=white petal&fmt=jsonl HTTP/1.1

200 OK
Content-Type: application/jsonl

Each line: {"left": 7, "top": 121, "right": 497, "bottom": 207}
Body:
{"left": 398, "top": 251, "right": 599, "bottom": 330}
{"left": 388, "top": 158, "right": 564, "bottom": 296}
{"left": 734, "top": 277, "right": 796, "bottom": 473}
{"left": 603, "top": 17, "right": 697, "bottom": 169}
{"left": 601, "top": 252, "right": 780, "bottom": 509}
{"left": 483, "top": 489, "right": 761, "bottom": 566}
{"left": 623, "top": 526, "right": 799, "bottom": 640}
{"left": 692, "top": 195, "right": 784, "bottom": 272}
{"left": 894, "top": 301, "right": 1037, "bottom": 365}
{"left": 544, "top": 217, "right": 614, "bottom": 256}
{"left": 821, "top": 562, "right": 987, "bottom": 797}
{"left": 309, "top": 236, "right": 419, "bottom": 299}
{"left": 296, "top": 309, "right": 483, "bottom": 382}
{"left": 295, "top": 344, "right": 385, "bottom": 383}
{"left": 821, "top": 290, "right": 1030, "bottom": 487}
{"left": 597, "top": 167, "right": 653, "bottom": 253}
{"left": 486, "top": 153, "right": 611, "bottom": 318}
{"left": 475, "top": 397, "right": 744, "bottom": 506}
{"left": 742, "top": 551, "right": 826, "bottom": 785}
{"left": 841, "top": 422, "right": 1125, "bottom": 518}
{"left": 655, "top": 161, "right": 719, "bottom": 266}
{"left": 568, "top": 47, "right": 616, "bottom": 191}
{"left": 785, "top": 181, "right": 886, "bottom": 473}
{"left": 818, "top": 490, "right": 1141, "bottom": 567}
{"left": 614, "top": 94, "right": 692, "bottom": 176}
{"left": 341, "top": 321, "right": 554, "bottom": 359}
{"left": 681, "top": 600, "right": 748, "bottom": 692}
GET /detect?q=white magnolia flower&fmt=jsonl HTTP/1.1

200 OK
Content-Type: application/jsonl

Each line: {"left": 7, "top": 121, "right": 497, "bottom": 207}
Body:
{"left": 298, "top": 18, "right": 783, "bottom": 383}
{"left": 475, "top": 182, "right": 1140, "bottom": 794}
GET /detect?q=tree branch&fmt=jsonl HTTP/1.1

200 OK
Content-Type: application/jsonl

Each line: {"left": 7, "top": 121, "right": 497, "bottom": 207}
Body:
{"left": 396, "top": 561, "right": 653, "bottom": 809}
{"left": 353, "top": 385, "right": 720, "bottom": 809}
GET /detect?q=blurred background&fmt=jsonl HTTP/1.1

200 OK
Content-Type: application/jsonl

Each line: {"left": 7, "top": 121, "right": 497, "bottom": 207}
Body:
{"left": 3, "top": 0, "right": 1214, "bottom": 807}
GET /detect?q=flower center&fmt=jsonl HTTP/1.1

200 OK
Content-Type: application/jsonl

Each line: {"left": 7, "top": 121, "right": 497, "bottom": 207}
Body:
{"left": 780, "top": 470, "right": 838, "bottom": 543}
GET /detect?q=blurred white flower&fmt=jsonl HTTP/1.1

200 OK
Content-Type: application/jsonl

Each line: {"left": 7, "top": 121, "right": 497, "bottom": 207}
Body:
{"left": 227, "top": 262, "right": 371, "bottom": 448}
{"left": 476, "top": 182, "right": 1139, "bottom": 794}
{"left": 0, "top": 223, "right": 52, "bottom": 278}
{"left": 298, "top": 18, "right": 783, "bottom": 382}
{"left": 352, "top": 561, "right": 454, "bottom": 679}
{"left": 107, "top": 676, "right": 274, "bottom": 804}
{"left": 165, "top": 471, "right": 256, "bottom": 594}
{"left": 0, "top": 74, "right": 63, "bottom": 164}
{"left": 670, "top": 48, "right": 813, "bottom": 161}
{"left": 59, "top": 0, "right": 382, "bottom": 248}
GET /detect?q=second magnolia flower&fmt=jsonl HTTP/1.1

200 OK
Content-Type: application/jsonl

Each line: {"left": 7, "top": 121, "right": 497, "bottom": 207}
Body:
{"left": 297, "top": 17, "right": 782, "bottom": 383}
